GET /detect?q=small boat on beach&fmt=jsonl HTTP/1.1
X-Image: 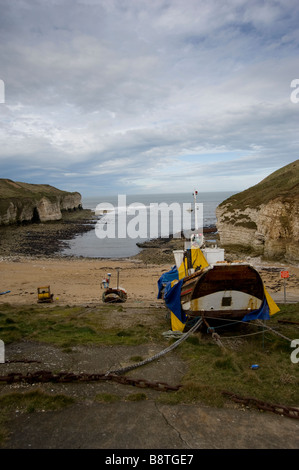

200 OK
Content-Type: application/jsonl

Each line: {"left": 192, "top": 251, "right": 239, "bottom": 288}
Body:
{"left": 102, "top": 269, "right": 127, "bottom": 303}
{"left": 157, "top": 191, "right": 279, "bottom": 332}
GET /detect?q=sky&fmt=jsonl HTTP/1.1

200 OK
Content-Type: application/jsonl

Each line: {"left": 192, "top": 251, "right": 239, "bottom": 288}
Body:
{"left": 0, "top": 0, "right": 299, "bottom": 198}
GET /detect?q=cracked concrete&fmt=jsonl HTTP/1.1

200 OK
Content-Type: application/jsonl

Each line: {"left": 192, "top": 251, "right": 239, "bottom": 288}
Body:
{"left": 1, "top": 341, "right": 299, "bottom": 449}
{"left": 3, "top": 400, "right": 299, "bottom": 449}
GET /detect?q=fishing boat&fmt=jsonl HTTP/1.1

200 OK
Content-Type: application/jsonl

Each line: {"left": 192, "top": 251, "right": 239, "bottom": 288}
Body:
{"left": 179, "top": 262, "right": 265, "bottom": 321}
{"left": 157, "top": 191, "right": 279, "bottom": 331}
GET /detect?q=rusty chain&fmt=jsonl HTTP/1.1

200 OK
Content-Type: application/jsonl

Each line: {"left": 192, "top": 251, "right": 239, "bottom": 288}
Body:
{"left": 1, "top": 371, "right": 298, "bottom": 419}
{"left": 0, "top": 370, "right": 181, "bottom": 392}
{"left": 222, "top": 391, "right": 299, "bottom": 420}
{"left": 0, "top": 319, "right": 204, "bottom": 393}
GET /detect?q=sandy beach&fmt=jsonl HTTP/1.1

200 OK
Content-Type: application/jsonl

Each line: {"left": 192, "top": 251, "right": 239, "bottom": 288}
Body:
{"left": 1, "top": 254, "right": 298, "bottom": 307}
{"left": 1, "top": 237, "right": 299, "bottom": 451}
{"left": 0, "top": 257, "right": 165, "bottom": 306}
{"left": 0, "top": 207, "right": 297, "bottom": 307}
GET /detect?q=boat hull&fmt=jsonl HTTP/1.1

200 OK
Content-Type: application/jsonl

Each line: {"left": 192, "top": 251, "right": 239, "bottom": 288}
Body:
{"left": 181, "top": 263, "right": 265, "bottom": 320}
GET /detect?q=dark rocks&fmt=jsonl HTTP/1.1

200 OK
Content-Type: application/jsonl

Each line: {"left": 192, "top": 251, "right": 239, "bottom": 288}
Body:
{"left": 0, "top": 209, "right": 96, "bottom": 258}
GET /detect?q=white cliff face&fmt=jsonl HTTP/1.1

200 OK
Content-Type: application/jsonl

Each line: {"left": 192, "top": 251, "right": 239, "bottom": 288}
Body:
{"left": 3, "top": 201, "right": 19, "bottom": 225}
{"left": 36, "top": 197, "right": 62, "bottom": 222}
{"left": 60, "top": 193, "right": 82, "bottom": 211}
{"left": 216, "top": 196, "right": 299, "bottom": 263}
{"left": 0, "top": 192, "right": 82, "bottom": 225}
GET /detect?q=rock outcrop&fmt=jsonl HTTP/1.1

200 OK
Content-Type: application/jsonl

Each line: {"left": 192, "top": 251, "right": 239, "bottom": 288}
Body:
{"left": 0, "top": 179, "right": 82, "bottom": 225}
{"left": 216, "top": 160, "right": 299, "bottom": 263}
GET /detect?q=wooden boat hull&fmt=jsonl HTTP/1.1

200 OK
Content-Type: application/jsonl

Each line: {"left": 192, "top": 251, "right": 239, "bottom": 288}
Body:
{"left": 181, "top": 263, "right": 265, "bottom": 320}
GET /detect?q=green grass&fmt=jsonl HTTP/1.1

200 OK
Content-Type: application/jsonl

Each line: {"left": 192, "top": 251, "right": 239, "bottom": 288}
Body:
{"left": 0, "top": 303, "right": 162, "bottom": 347}
{"left": 0, "top": 389, "right": 74, "bottom": 412}
{"left": 126, "top": 393, "right": 147, "bottom": 401}
{"left": 218, "top": 160, "right": 299, "bottom": 211}
{"left": 0, "top": 178, "right": 78, "bottom": 201}
{"left": 95, "top": 392, "right": 147, "bottom": 403}
{"left": 0, "top": 302, "right": 298, "bottom": 414}
{"left": 95, "top": 393, "right": 121, "bottom": 403}
{"left": 159, "top": 304, "right": 299, "bottom": 407}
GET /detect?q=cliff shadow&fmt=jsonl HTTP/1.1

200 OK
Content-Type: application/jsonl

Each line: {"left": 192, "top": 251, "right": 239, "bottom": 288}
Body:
{"left": 31, "top": 207, "right": 41, "bottom": 224}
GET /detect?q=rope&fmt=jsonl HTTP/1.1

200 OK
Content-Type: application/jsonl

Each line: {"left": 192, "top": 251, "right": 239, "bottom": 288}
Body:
{"left": 202, "top": 315, "right": 246, "bottom": 326}
{"left": 105, "top": 316, "right": 203, "bottom": 376}
{"left": 202, "top": 315, "right": 294, "bottom": 342}
{"left": 218, "top": 319, "right": 295, "bottom": 342}
{"left": 220, "top": 330, "right": 268, "bottom": 340}
{"left": 185, "top": 316, "right": 202, "bottom": 327}
{"left": 205, "top": 318, "right": 245, "bottom": 330}
{"left": 256, "top": 320, "right": 293, "bottom": 342}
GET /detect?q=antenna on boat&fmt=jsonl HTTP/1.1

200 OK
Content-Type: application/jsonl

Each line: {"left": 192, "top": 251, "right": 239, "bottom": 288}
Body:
{"left": 193, "top": 190, "right": 198, "bottom": 231}
{"left": 191, "top": 190, "right": 204, "bottom": 249}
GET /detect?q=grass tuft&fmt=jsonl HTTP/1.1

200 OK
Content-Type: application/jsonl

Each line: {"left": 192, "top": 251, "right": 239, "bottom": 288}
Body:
{"left": 95, "top": 393, "right": 121, "bottom": 403}
{"left": 0, "top": 389, "right": 74, "bottom": 445}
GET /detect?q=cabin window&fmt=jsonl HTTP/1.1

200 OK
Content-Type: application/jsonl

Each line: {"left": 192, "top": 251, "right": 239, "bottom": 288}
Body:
{"left": 222, "top": 296, "right": 232, "bottom": 307}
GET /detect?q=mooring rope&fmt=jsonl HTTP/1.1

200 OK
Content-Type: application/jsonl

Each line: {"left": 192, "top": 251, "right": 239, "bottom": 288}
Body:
{"left": 256, "top": 319, "right": 293, "bottom": 342}
{"left": 105, "top": 316, "right": 203, "bottom": 376}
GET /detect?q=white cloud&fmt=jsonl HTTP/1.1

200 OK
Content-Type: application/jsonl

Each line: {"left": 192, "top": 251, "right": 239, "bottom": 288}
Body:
{"left": 0, "top": 0, "right": 298, "bottom": 195}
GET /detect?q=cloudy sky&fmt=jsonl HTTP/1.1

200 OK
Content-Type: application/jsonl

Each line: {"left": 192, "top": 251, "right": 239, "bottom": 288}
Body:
{"left": 0, "top": 0, "right": 298, "bottom": 197}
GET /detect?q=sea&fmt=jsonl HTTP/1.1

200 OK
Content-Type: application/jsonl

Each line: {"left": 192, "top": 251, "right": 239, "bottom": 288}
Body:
{"left": 61, "top": 191, "right": 236, "bottom": 259}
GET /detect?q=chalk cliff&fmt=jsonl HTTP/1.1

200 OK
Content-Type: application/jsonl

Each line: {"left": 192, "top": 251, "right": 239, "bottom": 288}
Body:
{"left": 216, "top": 160, "right": 299, "bottom": 263}
{"left": 0, "top": 179, "right": 82, "bottom": 225}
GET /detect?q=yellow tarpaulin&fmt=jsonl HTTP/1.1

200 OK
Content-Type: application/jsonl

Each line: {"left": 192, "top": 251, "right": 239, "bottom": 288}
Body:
{"left": 170, "top": 311, "right": 185, "bottom": 332}
{"left": 169, "top": 248, "right": 209, "bottom": 332}
{"left": 178, "top": 248, "right": 209, "bottom": 279}
{"left": 264, "top": 285, "right": 280, "bottom": 316}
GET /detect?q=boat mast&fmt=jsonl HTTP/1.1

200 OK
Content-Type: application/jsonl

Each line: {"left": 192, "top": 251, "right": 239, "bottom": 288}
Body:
{"left": 193, "top": 190, "right": 198, "bottom": 232}
{"left": 191, "top": 190, "right": 204, "bottom": 248}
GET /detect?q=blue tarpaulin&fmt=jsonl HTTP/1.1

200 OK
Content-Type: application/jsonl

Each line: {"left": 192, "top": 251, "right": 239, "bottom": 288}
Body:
{"left": 242, "top": 296, "right": 270, "bottom": 322}
{"left": 163, "top": 279, "right": 186, "bottom": 329}
{"left": 157, "top": 265, "right": 179, "bottom": 299}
